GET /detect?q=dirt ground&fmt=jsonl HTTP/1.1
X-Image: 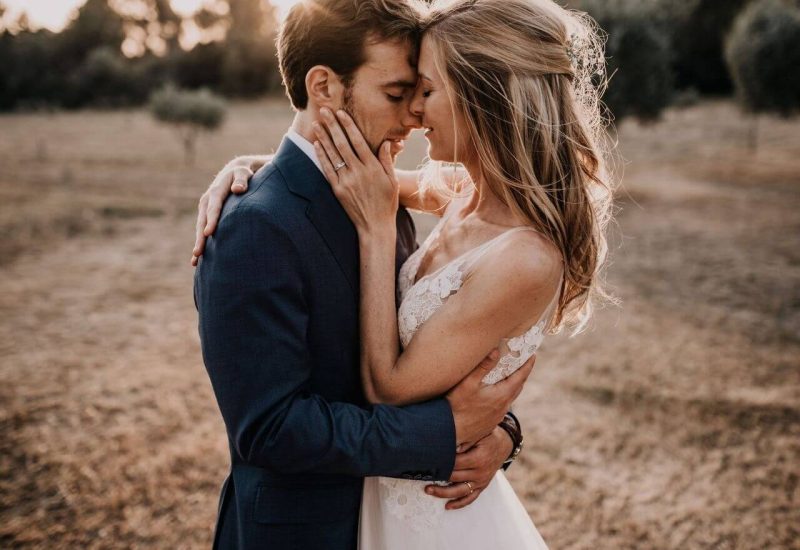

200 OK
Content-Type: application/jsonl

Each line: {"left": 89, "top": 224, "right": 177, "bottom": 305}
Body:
{"left": 1, "top": 99, "right": 798, "bottom": 549}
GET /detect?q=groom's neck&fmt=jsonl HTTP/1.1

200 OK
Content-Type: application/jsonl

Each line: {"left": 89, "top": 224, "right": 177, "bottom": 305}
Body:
{"left": 290, "top": 111, "right": 320, "bottom": 144}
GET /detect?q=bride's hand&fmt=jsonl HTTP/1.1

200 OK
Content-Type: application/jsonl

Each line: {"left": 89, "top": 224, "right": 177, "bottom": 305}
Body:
{"left": 191, "top": 161, "right": 256, "bottom": 266}
{"left": 313, "top": 108, "right": 398, "bottom": 236}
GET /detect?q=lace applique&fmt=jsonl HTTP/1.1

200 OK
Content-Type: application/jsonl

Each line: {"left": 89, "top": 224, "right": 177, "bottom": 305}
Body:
{"left": 481, "top": 322, "right": 546, "bottom": 385}
{"left": 398, "top": 261, "right": 465, "bottom": 348}
{"left": 377, "top": 478, "right": 447, "bottom": 532}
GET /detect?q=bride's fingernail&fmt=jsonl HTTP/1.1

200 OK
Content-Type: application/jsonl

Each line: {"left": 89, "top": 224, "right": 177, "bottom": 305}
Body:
{"left": 425, "top": 487, "right": 433, "bottom": 494}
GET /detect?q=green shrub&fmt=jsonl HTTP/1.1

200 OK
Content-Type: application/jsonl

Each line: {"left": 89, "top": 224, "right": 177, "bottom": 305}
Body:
{"left": 673, "top": 0, "right": 754, "bottom": 94}
{"left": 601, "top": 14, "right": 674, "bottom": 123}
{"left": 726, "top": 0, "right": 800, "bottom": 117}
{"left": 149, "top": 85, "right": 227, "bottom": 165}
{"left": 725, "top": 0, "right": 800, "bottom": 150}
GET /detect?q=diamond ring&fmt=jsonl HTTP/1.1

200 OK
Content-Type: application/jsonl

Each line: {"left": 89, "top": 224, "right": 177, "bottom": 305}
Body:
{"left": 334, "top": 161, "right": 347, "bottom": 172}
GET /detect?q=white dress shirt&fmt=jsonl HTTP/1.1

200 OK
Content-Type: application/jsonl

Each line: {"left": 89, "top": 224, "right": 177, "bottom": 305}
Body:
{"left": 286, "top": 127, "right": 324, "bottom": 175}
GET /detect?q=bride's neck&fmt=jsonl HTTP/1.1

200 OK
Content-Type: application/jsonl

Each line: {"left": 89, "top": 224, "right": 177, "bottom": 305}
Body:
{"left": 460, "top": 162, "right": 516, "bottom": 227}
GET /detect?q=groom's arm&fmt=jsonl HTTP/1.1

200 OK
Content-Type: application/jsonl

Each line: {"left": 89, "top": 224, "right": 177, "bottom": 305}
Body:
{"left": 195, "top": 204, "right": 457, "bottom": 480}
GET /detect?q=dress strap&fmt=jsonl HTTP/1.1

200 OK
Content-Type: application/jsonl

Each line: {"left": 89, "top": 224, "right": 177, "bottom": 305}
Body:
{"left": 460, "top": 226, "right": 540, "bottom": 267}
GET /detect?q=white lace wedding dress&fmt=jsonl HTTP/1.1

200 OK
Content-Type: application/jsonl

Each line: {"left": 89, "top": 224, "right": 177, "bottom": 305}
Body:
{"left": 358, "top": 212, "right": 555, "bottom": 549}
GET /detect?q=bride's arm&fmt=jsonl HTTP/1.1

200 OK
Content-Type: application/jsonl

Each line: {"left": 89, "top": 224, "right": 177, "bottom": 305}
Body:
{"left": 192, "top": 154, "right": 273, "bottom": 265}
{"left": 362, "top": 235, "right": 560, "bottom": 405}
{"left": 315, "top": 109, "right": 560, "bottom": 406}
{"left": 396, "top": 169, "right": 450, "bottom": 215}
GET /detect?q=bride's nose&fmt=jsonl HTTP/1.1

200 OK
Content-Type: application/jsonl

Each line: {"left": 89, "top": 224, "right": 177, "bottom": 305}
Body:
{"left": 401, "top": 104, "right": 423, "bottom": 130}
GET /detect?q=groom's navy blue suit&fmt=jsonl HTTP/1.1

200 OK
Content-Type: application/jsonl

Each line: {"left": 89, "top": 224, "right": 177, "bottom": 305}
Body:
{"left": 195, "top": 138, "right": 457, "bottom": 549}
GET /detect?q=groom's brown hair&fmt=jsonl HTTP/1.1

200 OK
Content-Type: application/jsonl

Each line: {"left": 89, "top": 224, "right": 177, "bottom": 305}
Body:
{"left": 279, "top": 0, "right": 423, "bottom": 110}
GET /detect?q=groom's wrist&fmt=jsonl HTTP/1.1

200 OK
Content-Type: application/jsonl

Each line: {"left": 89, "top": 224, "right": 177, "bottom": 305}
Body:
{"left": 498, "top": 412, "right": 523, "bottom": 470}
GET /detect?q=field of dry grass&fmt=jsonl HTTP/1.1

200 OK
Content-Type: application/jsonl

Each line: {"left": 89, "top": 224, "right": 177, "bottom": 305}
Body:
{"left": 1, "top": 99, "right": 798, "bottom": 549}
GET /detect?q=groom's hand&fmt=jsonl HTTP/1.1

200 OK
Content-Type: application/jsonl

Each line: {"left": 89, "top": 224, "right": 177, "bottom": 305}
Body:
{"left": 425, "top": 427, "right": 514, "bottom": 510}
{"left": 446, "top": 352, "right": 535, "bottom": 450}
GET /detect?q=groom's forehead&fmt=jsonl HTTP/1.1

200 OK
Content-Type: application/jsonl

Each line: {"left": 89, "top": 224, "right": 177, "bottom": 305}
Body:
{"left": 360, "top": 38, "right": 418, "bottom": 87}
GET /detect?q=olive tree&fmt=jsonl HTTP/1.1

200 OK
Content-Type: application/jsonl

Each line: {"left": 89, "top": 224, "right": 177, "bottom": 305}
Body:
{"left": 570, "top": 1, "right": 675, "bottom": 124}
{"left": 725, "top": 0, "right": 800, "bottom": 150}
{"left": 602, "top": 14, "right": 674, "bottom": 124}
{"left": 149, "top": 85, "right": 227, "bottom": 165}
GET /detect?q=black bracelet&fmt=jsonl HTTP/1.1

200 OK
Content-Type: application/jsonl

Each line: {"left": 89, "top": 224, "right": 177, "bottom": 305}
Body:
{"left": 498, "top": 413, "right": 524, "bottom": 468}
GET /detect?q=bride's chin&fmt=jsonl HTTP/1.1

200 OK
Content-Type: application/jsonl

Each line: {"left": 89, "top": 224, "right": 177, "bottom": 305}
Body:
{"left": 426, "top": 142, "right": 444, "bottom": 162}
{"left": 426, "top": 148, "right": 451, "bottom": 163}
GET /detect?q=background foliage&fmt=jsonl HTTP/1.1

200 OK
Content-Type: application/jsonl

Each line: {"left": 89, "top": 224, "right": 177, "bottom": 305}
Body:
{"left": 2, "top": 0, "right": 799, "bottom": 125}
{"left": 0, "top": 0, "right": 279, "bottom": 110}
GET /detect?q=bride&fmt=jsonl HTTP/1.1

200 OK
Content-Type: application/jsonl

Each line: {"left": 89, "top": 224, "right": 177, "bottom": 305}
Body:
{"left": 194, "top": 0, "right": 611, "bottom": 547}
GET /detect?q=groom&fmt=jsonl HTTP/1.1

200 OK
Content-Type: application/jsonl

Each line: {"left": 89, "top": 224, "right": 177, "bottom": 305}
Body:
{"left": 194, "top": 1, "right": 531, "bottom": 548}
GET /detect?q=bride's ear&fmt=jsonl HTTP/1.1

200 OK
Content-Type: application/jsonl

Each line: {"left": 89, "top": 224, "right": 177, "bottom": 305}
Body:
{"left": 306, "top": 66, "right": 346, "bottom": 110}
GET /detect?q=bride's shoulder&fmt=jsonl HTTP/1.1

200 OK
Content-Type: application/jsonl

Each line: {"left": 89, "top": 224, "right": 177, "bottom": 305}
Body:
{"left": 475, "top": 228, "right": 562, "bottom": 296}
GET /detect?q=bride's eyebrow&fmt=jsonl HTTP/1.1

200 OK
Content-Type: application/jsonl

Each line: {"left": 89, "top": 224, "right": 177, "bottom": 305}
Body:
{"left": 418, "top": 73, "right": 433, "bottom": 83}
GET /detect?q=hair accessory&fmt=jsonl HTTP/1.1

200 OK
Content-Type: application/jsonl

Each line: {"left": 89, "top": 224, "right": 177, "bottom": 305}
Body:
{"left": 565, "top": 32, "right": 582, "bottom": 73}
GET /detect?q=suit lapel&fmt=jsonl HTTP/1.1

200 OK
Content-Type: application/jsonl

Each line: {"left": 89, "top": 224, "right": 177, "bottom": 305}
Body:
{"left": 274, "top": 138, "right": 359, "bottom": 297}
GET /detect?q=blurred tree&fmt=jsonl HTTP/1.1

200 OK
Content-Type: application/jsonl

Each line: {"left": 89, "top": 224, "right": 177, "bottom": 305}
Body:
{"left": 117, "top": 0, "right": 182, "bottom": 56}
{"left": 672, "top": 0, "right": 754, "bottom": 94}
{"left": 220, "top": 0, "right": 279, "bottom": 96}
{"left": 149, "top": 85, "right": 227, "bottom": 165}
{"left": 600, "top": 14, "right": 674, "bottom": 124}
{"left": 0, "top": 0, "right": 283, "bottom": 110}
{"left": 725, "top": 0, "right": 800, "bottom": 150}
{"left": 69, "top": 46, "right": 138, "bottom": 107}
{"left": 567, "top": 0, "right": 675, "bottom": 123}
{"left": 0, "top": 29, "right": 62, "bottom": 109}
{"left": 58, "top": 0, "right": 125, "bottom": 68}
{"left": 172, "top": 41, "right": 226, "bottom": 90}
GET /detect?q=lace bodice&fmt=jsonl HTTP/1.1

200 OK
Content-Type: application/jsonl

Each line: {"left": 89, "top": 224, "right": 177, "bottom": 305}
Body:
{"left": 378, "top": 212, "right": 559, "bottom": 530}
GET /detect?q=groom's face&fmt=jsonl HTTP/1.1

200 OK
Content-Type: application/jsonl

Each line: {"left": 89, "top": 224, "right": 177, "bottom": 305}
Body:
{"left": 340, "top": 37, "right": 421, "bottom": 158}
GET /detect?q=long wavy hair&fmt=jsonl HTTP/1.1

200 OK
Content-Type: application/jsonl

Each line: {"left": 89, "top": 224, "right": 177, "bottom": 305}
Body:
{"left": 419, "top": 0, "right": 614, "bottom": 332}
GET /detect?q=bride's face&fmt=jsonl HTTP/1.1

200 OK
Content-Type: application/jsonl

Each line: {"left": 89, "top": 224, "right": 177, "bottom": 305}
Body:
{"left": 410, "top": 36, "right": 470, "bottom": 163}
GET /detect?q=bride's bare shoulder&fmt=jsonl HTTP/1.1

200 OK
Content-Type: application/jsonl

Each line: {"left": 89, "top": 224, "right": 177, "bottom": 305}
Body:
{"left": 475, "top": 228, "right": 562, "bottom": 297}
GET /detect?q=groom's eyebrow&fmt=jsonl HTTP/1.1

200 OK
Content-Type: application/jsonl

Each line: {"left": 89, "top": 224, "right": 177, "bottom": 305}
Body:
{"left": 381, "top": 79, "right": 417, "bottom": 89}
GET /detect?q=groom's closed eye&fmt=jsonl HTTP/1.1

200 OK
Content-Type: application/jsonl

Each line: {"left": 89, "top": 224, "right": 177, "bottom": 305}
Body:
{"left": 382, "top": 79, "right": 416, "bottom": 103}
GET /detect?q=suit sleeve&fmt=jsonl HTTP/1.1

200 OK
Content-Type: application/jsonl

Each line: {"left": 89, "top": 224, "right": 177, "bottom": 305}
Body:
{"left": 195, "top": 205, "right": 457, "bottom": 480}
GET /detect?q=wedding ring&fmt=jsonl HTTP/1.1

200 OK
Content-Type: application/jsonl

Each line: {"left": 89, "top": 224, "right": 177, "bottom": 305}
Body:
{"left": 334, "top": 161, "right": 347, "bottom": 172}
{"left": 463, "top": 481, "right": 474, "bottom": 495}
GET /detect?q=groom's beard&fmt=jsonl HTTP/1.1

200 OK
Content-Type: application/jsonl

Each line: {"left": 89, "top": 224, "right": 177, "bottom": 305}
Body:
{"left": 342, "top": 85, "right": 381, "bottom": 155}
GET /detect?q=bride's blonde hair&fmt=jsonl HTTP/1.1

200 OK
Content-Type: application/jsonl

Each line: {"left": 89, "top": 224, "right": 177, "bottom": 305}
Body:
{"left": 419, "top": 0, "right": 614, "bottom": 332}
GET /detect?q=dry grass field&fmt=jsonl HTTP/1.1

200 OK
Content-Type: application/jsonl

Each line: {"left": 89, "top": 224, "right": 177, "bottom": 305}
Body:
{"left": 1, "top": 98, "right": 798, "bottom": 549}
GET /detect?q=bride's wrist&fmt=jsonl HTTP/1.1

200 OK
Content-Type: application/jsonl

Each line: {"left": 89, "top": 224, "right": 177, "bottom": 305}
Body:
{"left": 358, "top": 223, "right": 396, "bottom": 247}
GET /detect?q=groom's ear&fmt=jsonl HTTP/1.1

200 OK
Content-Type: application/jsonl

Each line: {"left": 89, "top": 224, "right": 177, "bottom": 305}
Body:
{"left": 305, "top": 65, "right": 346, "bottom": 109}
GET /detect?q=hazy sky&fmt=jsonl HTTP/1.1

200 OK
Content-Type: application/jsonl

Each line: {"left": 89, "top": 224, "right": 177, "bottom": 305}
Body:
{"left": 2, "top": 0, "right": 302, "bottom": 30}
